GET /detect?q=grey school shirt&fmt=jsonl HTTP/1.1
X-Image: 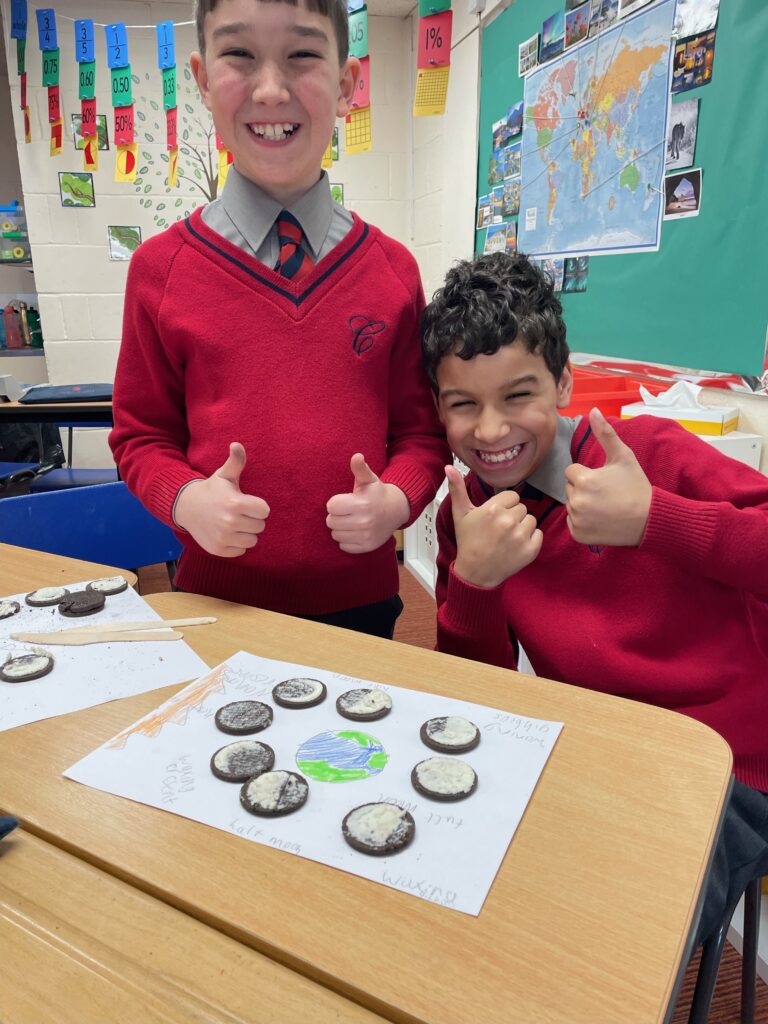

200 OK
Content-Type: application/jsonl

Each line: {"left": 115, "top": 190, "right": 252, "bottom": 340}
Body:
{"left": 495, "top": 415, "right": 581, "bottom": 502}
{"left": 201, "top": 165, "right": 353, "bottom": 265}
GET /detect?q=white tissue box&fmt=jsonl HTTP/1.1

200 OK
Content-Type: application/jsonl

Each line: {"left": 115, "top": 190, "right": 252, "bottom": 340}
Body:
{"left": 620, "top": 401, "right": 739, "bottom": 435}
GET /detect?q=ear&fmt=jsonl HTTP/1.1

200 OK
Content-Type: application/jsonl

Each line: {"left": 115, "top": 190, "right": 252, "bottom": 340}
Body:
{"left": 555, "top": 361, "right": 574, "bottom": 409}
{"left": 190, "top": 52, "right": 212, "bottom": 111}
{"left": 336, "top": 57, "right": 361, "bottom": 118}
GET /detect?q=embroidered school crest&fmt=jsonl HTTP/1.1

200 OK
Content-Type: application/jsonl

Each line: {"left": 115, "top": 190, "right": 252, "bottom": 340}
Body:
{"left": 349, "top": 315, "right": 385, "bottom": 356}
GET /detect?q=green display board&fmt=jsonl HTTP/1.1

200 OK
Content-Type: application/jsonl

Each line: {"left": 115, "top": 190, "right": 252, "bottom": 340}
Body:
{"left": 477, "top": 1, "right": 768, "bottom": 375}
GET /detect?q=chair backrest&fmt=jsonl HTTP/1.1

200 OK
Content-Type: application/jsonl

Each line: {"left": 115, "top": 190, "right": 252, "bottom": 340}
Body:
{"left": 0, "top": 482, "right": 181, "bottom": 569}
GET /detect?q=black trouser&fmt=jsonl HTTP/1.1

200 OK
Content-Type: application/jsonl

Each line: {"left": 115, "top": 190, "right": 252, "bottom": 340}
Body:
{"left": 298, "top": 594, "right": 404, "bottom": 640}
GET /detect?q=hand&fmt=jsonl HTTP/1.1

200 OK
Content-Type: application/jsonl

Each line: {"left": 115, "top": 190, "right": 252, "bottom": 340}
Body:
{"left": 564, "top": 407, "right": 652, "bottom": 546}
{"left": 447, "top": 465, "right": 543, "bottom": 588}
{"left": 326, "top": 453, "right": 410, "bottom": 554}
{"left": 174, "top": 443, "right": 270, "bottom": 557}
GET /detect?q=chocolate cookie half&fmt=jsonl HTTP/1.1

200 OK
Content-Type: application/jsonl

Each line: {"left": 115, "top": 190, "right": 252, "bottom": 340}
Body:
{"left": 25, "top": 587, "right": 69, "bottom": 607}
{"left": 210, "top": 740, "right": 275, "bottom": 782}
{"left": 86, "top": 576, "right": 129, "bottom": 595}
{"left": 240, "top": 770, "right": 309, "bottom": 817}
{"left": 336, "top": 687, "right": 392, "bottom": 722}
{"left": 420, "top": 716, "right": 480, "bottom": 754}
{"left": 411, "top": 756, "right": 478, "bottom": 802}
{"left": 59, "top": 590, "right": 106, "bottom": 617}
{"left": 0, "top": 600, "right": 21, "bottom": 620}
{"left": 342, "top": 802, "right": 415, "bottom": 856}
{"left": 215, "top": 700, "right": 273, "bottom": 735}
{"left": 272, "top": 677, "right": 327, "bottom": 709}
{"left": 0, "top": 652, "right": 55, "bottom": 683}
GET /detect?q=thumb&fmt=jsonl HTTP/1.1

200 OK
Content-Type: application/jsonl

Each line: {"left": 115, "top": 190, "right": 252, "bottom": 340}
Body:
{"left": 214, "top": 442, "right": 246, "bottom": 487}
{"left": 350, "top": 452, "right": 379, "bottom": 490}
{"left": 445, "top": 465, "right": 475, "bottom": 522}
{"left": 589, "top": 407, "right": 631, "bottom": 464}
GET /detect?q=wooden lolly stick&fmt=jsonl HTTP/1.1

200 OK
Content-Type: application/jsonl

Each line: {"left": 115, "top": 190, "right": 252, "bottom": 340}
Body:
{"left": 21, "top": 616, "right": 217, "bottom": 637}
{"left": 10, "top": 630, "right": 184, "bottom": 646}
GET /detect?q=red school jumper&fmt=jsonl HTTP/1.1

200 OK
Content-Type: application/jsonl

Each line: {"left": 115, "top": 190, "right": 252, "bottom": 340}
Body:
{"left": 111, "top": 209, "right": 449, "bottom": 616}
{"left": 436, "top": 415, "right": 768, "bottom": 789}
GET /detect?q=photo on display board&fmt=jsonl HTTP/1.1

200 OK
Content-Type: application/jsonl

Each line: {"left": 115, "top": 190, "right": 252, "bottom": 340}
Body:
{"left": 483, "top": 222, "right": 508, "bottom": 254}
{"left": 507, "top": 101, "right": 524, "bottom": 137}
{"left": 665, "top": 98, "right": 699, "bottom": 170}
{"left": 490, "top": 186, "right": 505, "bottom": 221}
{"left": 71, "top": 113, "right": 109, "bottom": 151}
{"left": 492, "top": 116, "right": 514, "bottom": 151}
{"left": 540, "top": 11, "right": 565, "bottom": 62}
{"left": 565, "top": 3, "right": 590, "bottom": 48}
{"left": 589, "top": 0, "right": 618, "bottom": 36}
{"left": 330, "top": 182, "right": 345, "bottom": 206}
{"left": 476, "top": 194, "right": 492, "bottom": 228}
{"left": 58, "top": 171, "right": 95, "bottom": 208}
{"left": 505, "top": 219, "right": 518, "bottom": 253}
{"left": 672, "top": 31, "right": 717, "bottom": 93}
{"left": 503, "top": 142, "right": 522, "bottom": 180}
{"left": 618, "top": 0, "right": 655, "bottom": 19}
{"left": 673, "top": 0, "right": 720, "bottom": 38}
{"left": 563, "top": 255, "right": 590, "bottom": 293}
{"left": 502, "top": 179, "right": 521, "bottom": 217}
{"left": 663, "top": 168, "right": 702, "bottom": 219}
{"left": 107, "top": 225, "right": 142, "bottom": 260}
{"left": 518, "top": 33, "right": 539, "bottom": 76}
{"left": 488, "top": 148, "right": 505, "bottom": 185}
{"left": 536, "top": 257, "right": 565, "bottom": 293}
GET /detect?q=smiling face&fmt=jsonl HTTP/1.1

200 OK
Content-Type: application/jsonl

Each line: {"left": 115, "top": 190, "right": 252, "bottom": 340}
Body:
{"left": 191, "top": 0, "right": 359, "bottom": 206}
{"left": 436, "top": 343, "right": 573, "bottom": 489}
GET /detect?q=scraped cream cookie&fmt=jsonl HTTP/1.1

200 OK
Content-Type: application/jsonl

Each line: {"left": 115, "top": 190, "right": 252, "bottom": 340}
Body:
{"left": 215, "top": 700, "right": 273, "bottom": 735}
{"left": 0, "top": 600, "right": 21, "bottom": 620}
{"left": 0, "top": 651, "right": 54, "bottom": 683}
{"left": 240, "top": 770, "right": 309, "bottom": 817}
{"left": 420, "top": 716, "right": 480, "bottom": 754}
{"left": 86, "top": 576, "right": 129, "bottom": 595}
{"left": 342, "top": 802, "right": 415, "bottom": 856}
{"left": 210, "top": 740, "right": 275, "bottom": 782}
{"left": 25, "top": 587, "right": 69, "bottom": 607}
{"left": 411, "top": 756, "right": 477, "bottom": 802}
{"left": 336, "top": 687, "right": 392, "bottom": 722}
{"left": 272, "top": 677, "right": 327, "bottom": 709}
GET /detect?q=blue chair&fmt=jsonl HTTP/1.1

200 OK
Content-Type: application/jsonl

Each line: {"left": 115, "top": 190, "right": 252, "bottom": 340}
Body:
{"left": 0, "top": 482, "right": 181, "bottom": 586}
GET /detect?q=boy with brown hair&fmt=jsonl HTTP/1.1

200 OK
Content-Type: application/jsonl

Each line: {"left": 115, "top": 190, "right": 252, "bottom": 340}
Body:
{"left": 110, "top": 0, "right": 449, "bottom": 637}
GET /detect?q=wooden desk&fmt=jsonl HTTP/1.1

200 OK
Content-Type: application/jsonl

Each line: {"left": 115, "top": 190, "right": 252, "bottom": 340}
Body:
{"left": 0, "top": 561, "right": 733, "bottom": 1024}
{"left": 0, "top": 543, "right": 136, "bottom": 596}
{"left": 0, "top": 399, "right": 112, "bottom": 425}
{"left": 0, "top": 830, "right": 384, "bottom": 1024}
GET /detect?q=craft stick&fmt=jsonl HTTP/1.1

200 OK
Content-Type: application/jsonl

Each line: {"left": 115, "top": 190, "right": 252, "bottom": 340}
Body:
{"left": 12, "top": 616, "right": 216, "bottom": 639}
{"left": 10, "top": 630, "right": 184, "bottom": 646}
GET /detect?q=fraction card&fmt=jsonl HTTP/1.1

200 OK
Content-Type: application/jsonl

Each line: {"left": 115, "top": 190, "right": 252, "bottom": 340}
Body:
{"left": 413, "top": 65, "right": 450, "bottom": 117}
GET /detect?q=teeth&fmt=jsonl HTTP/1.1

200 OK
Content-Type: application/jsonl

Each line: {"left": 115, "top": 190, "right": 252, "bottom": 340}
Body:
{"left": 250, "top": 122, "right": 297, "bottom": 140}
{"left": 477, "top": 445, "right": 521, "bottom": 464}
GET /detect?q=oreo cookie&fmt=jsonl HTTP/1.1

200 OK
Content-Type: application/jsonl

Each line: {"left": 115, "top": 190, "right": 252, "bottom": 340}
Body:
{"left": 240, "top": 770, "right": 309, "bottom": 817}
{"left": 0, "top": 652, "right": 55, "bottom": 683}
{"left": 215, "top": 700, "right": 273, "bottom": 735}
{"left": 59, "top": 590, "right": 106, "bottom": 618}
{"left": 272, "top": 677, "right": 327, "bottom": 709}
{"left": 210, "top": 740, "right": 275, "bottom": 782}
{"left": 25, "top": 587, "right": 69, "bottom": 607}
{"left": 336, "top": 687, "right": 392, "bottom": 722}
{"left": 86, "top": 576, "right": 129, "bottom": 595}
{"left": 0, "top": 600, "right": 21, "bottom": 620}
{"left": 342, "top": 802, "right": 415, "bottom": 856}
{"left": 420, "top": 716, "right": 480, "bottom": 754}
{"left": 411, "top": 756, "right": 478, "bottom": 802}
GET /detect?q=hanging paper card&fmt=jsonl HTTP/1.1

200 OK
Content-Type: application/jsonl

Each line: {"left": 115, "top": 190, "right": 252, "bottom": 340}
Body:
{"left": 50, "top": 117, "right": 63, "bottom": 155}
{"left": 166, "top": 107, "right": 178, "bottom": 149}
{"left": 47, "top": 85, "right": 61, "bottom": 123}
{"left": 17, "top": 38, "right": 26, "bottom": 75}
{"left": 215, "top": 131, "right": 225, "bottom": 151}
{"left": 41, "top": 48, "right": 59, "bottom": 86}
{"left": 344, "top": 106, "right": 372, "bottom": 154}
{"left": 331, "top": 126, "right": 339, "bottom": 160}
{"left": 115, "top": 143, "right": 138, "bottom": 182}
{"left": 168, "top": 146, "right": 179, "bottom": 187}
{"left": 419, "top": 0, "right": 450, "bottom": 13}
{"left": 79, "top": 61, "right": 96, "bottom": 100}
{"left": 351, "top": 55, "right": 370, "bottom": 109}
{"left": 347, "top": 0, "right": 365, "bottom": 10}
{"left": 81, "top": 97, "right": 97, "bottom": 137}
{"left": 162, "top": 67, "right": 177, "bottom": 110}
{"left": 321, "top": 142, "right": 332, "bottom": 169}
{"left": 413, "top": 65, "right": 449, "bottom": 116}
{"left": 36, "top": 8, "right": 57, "bottom": 50}
{"left": 111, "top": 66, "right": 133, "bottom": 107}
{"left": 418, "top": 11, "right": 452, "bottom": 68}
{"left": 23, "top": 106, "right": 31, "bottom": 143}
{"left": 114, "top": 105, "right": 135, "bottom": 146}
{"left": 218, "top": 148, "right": 233, "bottom": 189}
{"left": 74, "top": 19, "right": 94, "bottom": 63}
{"left": 19, "top": 73, "right": 26, "bottom": 110}
{"left": 156, "top": 21, "right": 176, "bottom": 69}
{"left": 83, "top": 135, "right": 99, "bottom": 172}
{"left": 348, "top": 7, "right": 368, "bottom": 59}
{"left": 105, "top": 23, "right": 129, "bottom": 68}
{"left": 11, "top": 0, "right": 28, "bottom": 39}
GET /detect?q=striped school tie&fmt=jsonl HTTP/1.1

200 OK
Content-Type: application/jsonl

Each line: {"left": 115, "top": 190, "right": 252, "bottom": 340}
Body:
{"left": 274, "top": 210, "right": 314, "bottom": 283}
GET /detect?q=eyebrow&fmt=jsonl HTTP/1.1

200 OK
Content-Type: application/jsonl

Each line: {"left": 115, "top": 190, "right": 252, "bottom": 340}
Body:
{"left": 439, "top": 374, "right": 539, "bottom": 399}
{"left": 211, "top": 22, "right": 329, "bottom": 44}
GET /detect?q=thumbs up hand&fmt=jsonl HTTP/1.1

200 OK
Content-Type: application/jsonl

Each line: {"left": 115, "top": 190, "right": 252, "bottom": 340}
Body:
{"left": 447, "top": 465, "right": 543, "bottom": 588}
{"left": 564, "top": 408, "right": 652, "bottom": 546}
{"left": 174, "top": 442, "right": 270, "bottom": 557}
{"left": 326, "top": 453, "right": 410, "bottom": 553}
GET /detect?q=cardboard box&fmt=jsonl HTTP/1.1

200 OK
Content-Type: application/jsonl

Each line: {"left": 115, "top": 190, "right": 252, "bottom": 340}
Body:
{"left": 620, "top": 401, "right": 739, "bottom": 435}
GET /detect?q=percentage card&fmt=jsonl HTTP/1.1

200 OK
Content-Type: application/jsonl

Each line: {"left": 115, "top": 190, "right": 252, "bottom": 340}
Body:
{"left": 166, "top": 107, "right": 178, "bottom": 149}
{"left": 417, "top": 10, "right": 452, "bottom": 69}
{"left": 114, "top": 105, "right": 135, "bottom": 147}
{"left": 351, "top": 55, "right": 370, "bottom": 109}
{"left": 80, "top": 98, "right": 97, "bottom": 137}
{"left": 47, "top": 85, "right": 60, "bottom": 123}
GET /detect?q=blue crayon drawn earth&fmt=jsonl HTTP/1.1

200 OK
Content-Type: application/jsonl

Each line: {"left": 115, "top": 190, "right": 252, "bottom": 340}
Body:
{"left": 296, "top": 730, "right": 388, "bottom": 783}
{"left": 519, "top": 0, "right": 675, "bottom": 257}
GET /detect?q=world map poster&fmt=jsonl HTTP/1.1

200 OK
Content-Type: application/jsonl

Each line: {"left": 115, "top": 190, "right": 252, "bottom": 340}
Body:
{"left": 519, "top": 0, "right": 675, "bottom": 258}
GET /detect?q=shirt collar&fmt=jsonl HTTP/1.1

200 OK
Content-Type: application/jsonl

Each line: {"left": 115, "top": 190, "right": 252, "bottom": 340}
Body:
{"left": 524, "top": 415, "right": 581, "bottom": 503}
{"left": 219, "top": 166, "right": 333, "bottom": 260}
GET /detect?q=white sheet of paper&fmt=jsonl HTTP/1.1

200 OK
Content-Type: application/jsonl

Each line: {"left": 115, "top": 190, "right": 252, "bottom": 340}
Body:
{"left": 64, "top": 651, "right": 563, "bottom": 915}
{"left": 0, "top": 581, "right": 208, "bottom": 732}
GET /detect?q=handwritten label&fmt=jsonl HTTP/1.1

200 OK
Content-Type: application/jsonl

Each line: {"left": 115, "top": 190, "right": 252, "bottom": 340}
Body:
{"left": 11, "top": 0, "right": 27, "bottom": 40}
{"left": 79, "top": 61, "right": 96, "bottom": 100}
{"left": 348, "top": 7, "right": 368, "bottom": 59}
{"left": 41, "top": 48, "right": 59, "bottom": 87}
{"left": 230, "top": 818, "right": 264, "bottom": 840}
{"left": 111, "top": 65, "right": 133, "bottom": 107}
{"left": 269, "top": 836, "right": 302, "bottom": 855}
{"left": 114, "top": 105, "right": 135, "bottom": 146}
{"left": 222, "top": 664, "right": 273, "bottom": 696}
{"left": 482, "top": 712, "right": 551, "bottom": 748}
{"left": 160, "top": 755, "right": 195, "bottom": 805}
{"left": 74, "top": 19, "right": 94, "bottom": 63}
{"left": 156, "top": 21, "right": 176, "bottom": 69}
{"left": 376, "top": 793, "right": 419, "bottom": 815}
{"left": 162, "top": 66, "right": 177, "bottom": 110}
{"left": 105, "top": 22, "right": 129, "bottom": 69}
{"left": 382, "top": 871, "right": 458, "bottom": 907}
{"left": 426, "top": 810, "right": 463, "bottom": 829}
{"left": 36, "top": 8, "right": 57, "bottom": 51}
{"left": 351, "top": 55, "right": 370, "bottom": 109}
{"left": 418, "top": 10, "right": 452, "bottom": 69}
